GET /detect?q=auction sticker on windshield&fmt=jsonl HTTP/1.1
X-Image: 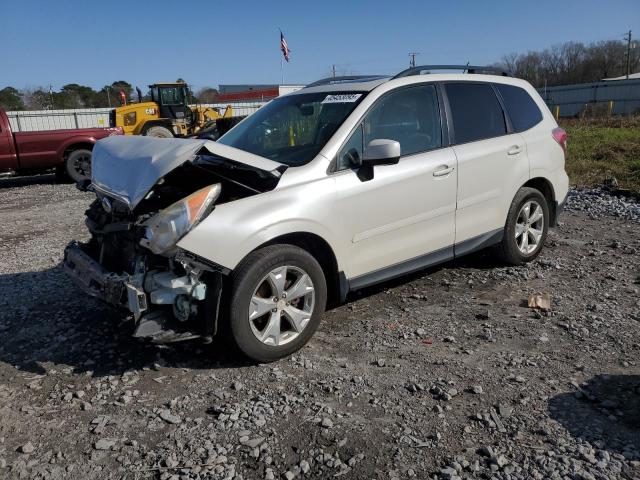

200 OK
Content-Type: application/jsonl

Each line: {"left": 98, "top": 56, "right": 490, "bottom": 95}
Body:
{"left": 321, "top": 94, "right": 362, "bottom": 104}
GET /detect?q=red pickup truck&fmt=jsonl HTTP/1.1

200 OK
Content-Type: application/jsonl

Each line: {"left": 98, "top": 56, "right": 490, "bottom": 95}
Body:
{"left": 0, "top": 107, "right": 123, "bottom": 182}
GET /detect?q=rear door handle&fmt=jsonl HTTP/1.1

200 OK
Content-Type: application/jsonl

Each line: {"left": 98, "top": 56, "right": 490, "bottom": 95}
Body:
{"left": 433, "top": 164, "right": 454, "bottom": 177}
{"left": 507, "top": 145, "right": 523, "bottom": 156}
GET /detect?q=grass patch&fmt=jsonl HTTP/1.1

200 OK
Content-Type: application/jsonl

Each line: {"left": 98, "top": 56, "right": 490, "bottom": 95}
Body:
{"left": 560, "top": 116, "right": 640, "bottom": 193}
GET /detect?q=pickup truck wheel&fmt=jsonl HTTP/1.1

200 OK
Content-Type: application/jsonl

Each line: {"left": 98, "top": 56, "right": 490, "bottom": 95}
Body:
{"left": 494, "top": 187, "right": 549, "bottom": 265}
{"left": 145, "top": 126, "right": 174, "bottom": 138}
{"left": 227, "top": 245, "right": 327, "bottom": 362}
{"left": 65, "top": 149, "right": 92, "bottom": 183}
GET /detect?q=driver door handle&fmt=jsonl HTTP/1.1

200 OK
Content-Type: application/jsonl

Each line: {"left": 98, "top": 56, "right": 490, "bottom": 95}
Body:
{"left": 433, "top": 164, "right": 454, "bottom": 177}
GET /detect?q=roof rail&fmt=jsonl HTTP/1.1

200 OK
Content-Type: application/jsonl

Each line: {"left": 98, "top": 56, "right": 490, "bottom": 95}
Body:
{"left": 305, "top": 75, "right": 389, "bottom": 88}
{"left": 393, "top": 65, "right": 512, "bottom": 79}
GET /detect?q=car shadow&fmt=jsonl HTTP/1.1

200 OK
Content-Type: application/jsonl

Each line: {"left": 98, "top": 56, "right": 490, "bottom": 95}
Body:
{"left": 345, "top": 247, "right": 504, "bottom": 304}
{"left": 548, "top": 374, "right": 640, "bottom": 458}
{"left": 0, "top": 265, "right": 250, "bottom": 378}
{"left": 0, "top": 249, "right": 527, "bottom": 376}
{"left": 0, "top": 173, "right": 61, "bottom": 188}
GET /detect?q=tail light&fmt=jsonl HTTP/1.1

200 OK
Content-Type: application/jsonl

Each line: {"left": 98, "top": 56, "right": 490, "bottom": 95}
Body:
{"left": 552, "top": 127, "right": 567, "bottom": 156}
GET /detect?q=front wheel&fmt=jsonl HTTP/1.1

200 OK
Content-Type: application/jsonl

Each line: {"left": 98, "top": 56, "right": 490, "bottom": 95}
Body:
{"left": 226, "top": 245, "right": 327, "bottom": 362}
{"left": 494, "top": 187, "right": 549, "bottom": 265}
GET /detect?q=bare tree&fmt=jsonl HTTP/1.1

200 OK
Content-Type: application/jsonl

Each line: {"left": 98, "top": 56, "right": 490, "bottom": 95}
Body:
{"left": 499, "top": 39, "right": 638, "bottom": 87}
{"left": 22, "top": 87, "right": 53, "bottom": 110}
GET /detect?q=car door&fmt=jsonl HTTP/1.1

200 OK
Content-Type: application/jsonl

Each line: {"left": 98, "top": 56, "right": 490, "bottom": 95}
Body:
{"left": 332, "top": 84, "right": 457, "bottom": 287}
{"left": 443, "top": 82, "right": 529, "bottom": 251}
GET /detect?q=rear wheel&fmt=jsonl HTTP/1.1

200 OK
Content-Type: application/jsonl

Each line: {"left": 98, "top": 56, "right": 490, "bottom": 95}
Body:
{"left": 145, "top": 126, "right": 174, "bottom": 138}
{"left": 65, "top": 148, "right": 92, "bottom": 183}
{"left": 494, "top": 187, "right": 549, "bottom": 265}
{"left": 226, "top": 245, "right": 327, "bottom": 362}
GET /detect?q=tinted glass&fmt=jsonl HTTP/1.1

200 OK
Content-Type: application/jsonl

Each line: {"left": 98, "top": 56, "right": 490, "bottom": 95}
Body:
{"left": 495, "top": 84, "right": 542, "bottom": 132}
{"left": 445, "top": 83, "right": 507, "bottom": 144}
{"left": 337, "top": 124, "right": 363, "bottom": 170}
{"left": 160, "top": 87, "right": 184, "bottom": 105}
{"left": 363, "top": 84, "right": 442, "bottom": 156}
{"left": 219, "top": 92, "right": 365, "bottom": 167}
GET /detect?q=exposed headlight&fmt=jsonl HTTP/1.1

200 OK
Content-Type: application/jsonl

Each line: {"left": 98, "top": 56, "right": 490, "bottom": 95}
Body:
{"left": 123, "top": 111, "right": 137, "bottom": 126}
{"left": 140, "top": 184, "right": 221, "bottom": 255}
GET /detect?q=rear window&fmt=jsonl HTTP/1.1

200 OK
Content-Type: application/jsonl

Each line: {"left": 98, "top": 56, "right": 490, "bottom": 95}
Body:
{"left": 495, "top": 84, "right": 542, "bottom": 132}
{"left": 445, "top": 83, "right": 507, "bottom": 144}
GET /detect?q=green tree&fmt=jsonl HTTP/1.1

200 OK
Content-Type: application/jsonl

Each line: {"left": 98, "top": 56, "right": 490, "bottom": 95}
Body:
{"left": 109, "top": 81, "right": 133, "bottom": 105}
{"left": 61, "top": 83, "right": 100, "bottom": 107}
{"left": 0, "top": 87, "right": 25, "bottom": 110}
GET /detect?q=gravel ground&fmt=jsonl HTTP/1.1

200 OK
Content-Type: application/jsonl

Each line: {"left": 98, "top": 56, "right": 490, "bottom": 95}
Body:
{"left": 0, "top": 174, "right": 639, "bottom": 480}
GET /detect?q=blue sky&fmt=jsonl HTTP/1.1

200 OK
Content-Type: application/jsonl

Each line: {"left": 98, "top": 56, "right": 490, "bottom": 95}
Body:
{"left": 1, "top": 0, "right": 638, "bottom": 91}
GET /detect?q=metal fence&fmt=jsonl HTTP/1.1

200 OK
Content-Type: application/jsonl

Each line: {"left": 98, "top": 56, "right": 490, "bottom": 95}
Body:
{"left": 5, "top": 101, "right": 266, "bottom": 132}
{"left": 538, "top": 78, "right": 640, "bottom": 118}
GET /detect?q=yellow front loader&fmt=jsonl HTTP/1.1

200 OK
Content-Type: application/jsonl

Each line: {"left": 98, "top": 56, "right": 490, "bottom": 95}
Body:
{"left": 109, "top": 83, "right": 233, "bottom": 138}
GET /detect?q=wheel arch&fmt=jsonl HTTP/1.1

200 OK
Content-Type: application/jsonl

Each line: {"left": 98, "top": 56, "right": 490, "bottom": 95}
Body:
{"left": 250, "top": 232, "right": 345, "bottom": 309}
{"left": 522, "top": 177, "right": 558, "bottom": 226}
{"left": 62, "top": 142, "right": 94, "bottom": 161}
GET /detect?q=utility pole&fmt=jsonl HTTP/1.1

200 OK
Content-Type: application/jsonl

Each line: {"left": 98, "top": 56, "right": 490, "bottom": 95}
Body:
{"left": 624, "top": 30, "right": 632, "bottom": 79}
{"left": 332, "top": 64, "right": 336, "bottom": 78}
{"left": 409, "top": 52, "right": 419, "bottom": 68}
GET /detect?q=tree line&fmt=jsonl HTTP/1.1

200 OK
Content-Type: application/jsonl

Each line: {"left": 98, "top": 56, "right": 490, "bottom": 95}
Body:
{"left": 496, "top": 39, "right": 638, "bottom": 88}
{"left": 0, "top": 80, "right": 221, "bottom": 111}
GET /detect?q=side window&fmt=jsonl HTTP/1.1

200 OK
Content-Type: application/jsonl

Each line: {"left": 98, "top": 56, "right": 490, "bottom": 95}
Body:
{"left": 495, "top": 84, "right": 543, "bottom": 132}
{"left": 337, "top": 124, "right": 363, "bottom": 171}
{"left": 445, "top": 83, "right": 507, "bottom": 144}
{"left": 364, "top": 84, "right": 442, "bottom": 157}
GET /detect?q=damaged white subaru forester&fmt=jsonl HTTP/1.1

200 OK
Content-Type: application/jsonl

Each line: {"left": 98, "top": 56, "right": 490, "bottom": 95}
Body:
{"left": 64, "top": 66, "right": 568, "bottom": 362}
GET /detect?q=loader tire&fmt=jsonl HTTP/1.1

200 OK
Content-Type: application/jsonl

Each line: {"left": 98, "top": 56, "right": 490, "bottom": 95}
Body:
{"left": 145, "top": 126, "right": 174, "bottom": 138}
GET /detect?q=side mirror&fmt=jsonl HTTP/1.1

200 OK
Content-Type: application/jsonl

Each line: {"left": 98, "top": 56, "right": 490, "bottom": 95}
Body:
{"left": 362, "top": 139, "right": 401, "bottom": 166}
{"left": 356, "top": 139, "right": 400, "bottom": 181}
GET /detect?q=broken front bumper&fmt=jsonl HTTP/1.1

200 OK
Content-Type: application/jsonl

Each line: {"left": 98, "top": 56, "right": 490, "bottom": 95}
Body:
{"left": 63, "top": 242, "right": 147, "bottom": 317}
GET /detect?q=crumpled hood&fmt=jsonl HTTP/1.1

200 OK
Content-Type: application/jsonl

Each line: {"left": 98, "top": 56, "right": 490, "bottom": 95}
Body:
{"left": 91, "top": 136, "right": 284, "bottom": 209}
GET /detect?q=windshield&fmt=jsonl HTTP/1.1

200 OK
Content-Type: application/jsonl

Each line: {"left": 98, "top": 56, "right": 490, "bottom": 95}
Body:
{"left": 217, "top": 91, "right": 366, "bottom": 166}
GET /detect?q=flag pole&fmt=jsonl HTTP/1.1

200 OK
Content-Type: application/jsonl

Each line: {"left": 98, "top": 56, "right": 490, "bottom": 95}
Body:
{"left": 281, "top": 57, "right": 284, "bottom": 85}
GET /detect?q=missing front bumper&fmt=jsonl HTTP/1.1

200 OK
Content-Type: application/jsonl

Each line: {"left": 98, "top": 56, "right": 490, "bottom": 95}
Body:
{"left": 63, "top": 242, "right": 147, "bottom": 317}
{"left": 63, "top": 242, "right": 217, "bottom": 343}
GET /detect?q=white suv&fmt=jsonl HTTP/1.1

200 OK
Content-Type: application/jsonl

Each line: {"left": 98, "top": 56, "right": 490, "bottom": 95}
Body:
{"left": 64, "top": 65, "right": 569, "bottom": 362}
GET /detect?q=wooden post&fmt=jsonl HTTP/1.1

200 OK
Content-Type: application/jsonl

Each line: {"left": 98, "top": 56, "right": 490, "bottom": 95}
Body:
{"left": 554, "top": 105, "right": 560, "bottom": 121}
{"left": 608, "top": 100, "right": 614, "bottom": 116}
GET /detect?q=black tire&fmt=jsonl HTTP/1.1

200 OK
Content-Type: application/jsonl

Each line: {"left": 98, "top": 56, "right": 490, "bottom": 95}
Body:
{"left": 494, "top": 187, "right": 549, "bottom": 265}
{"left": 65, "top": 149, "right": 92, "bottom": 183}
{"left": 226, "top": 245, "right": 327, "bottom": 362}
{"left": 145, "top": 126, "right": 174, "bottom": 138}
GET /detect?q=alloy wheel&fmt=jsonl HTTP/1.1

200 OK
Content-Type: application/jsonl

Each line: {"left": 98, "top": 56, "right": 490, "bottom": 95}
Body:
{"left": 248, "top": 266, "right": 315, "bottom": 346}
{"left": 515, "top": 200, "right": 544, "bottom": 255}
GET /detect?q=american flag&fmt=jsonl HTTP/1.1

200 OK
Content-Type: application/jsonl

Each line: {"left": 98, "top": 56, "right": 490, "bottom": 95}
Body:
{"left": 280, "top": 31, "right": 291, "bottom": 62}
